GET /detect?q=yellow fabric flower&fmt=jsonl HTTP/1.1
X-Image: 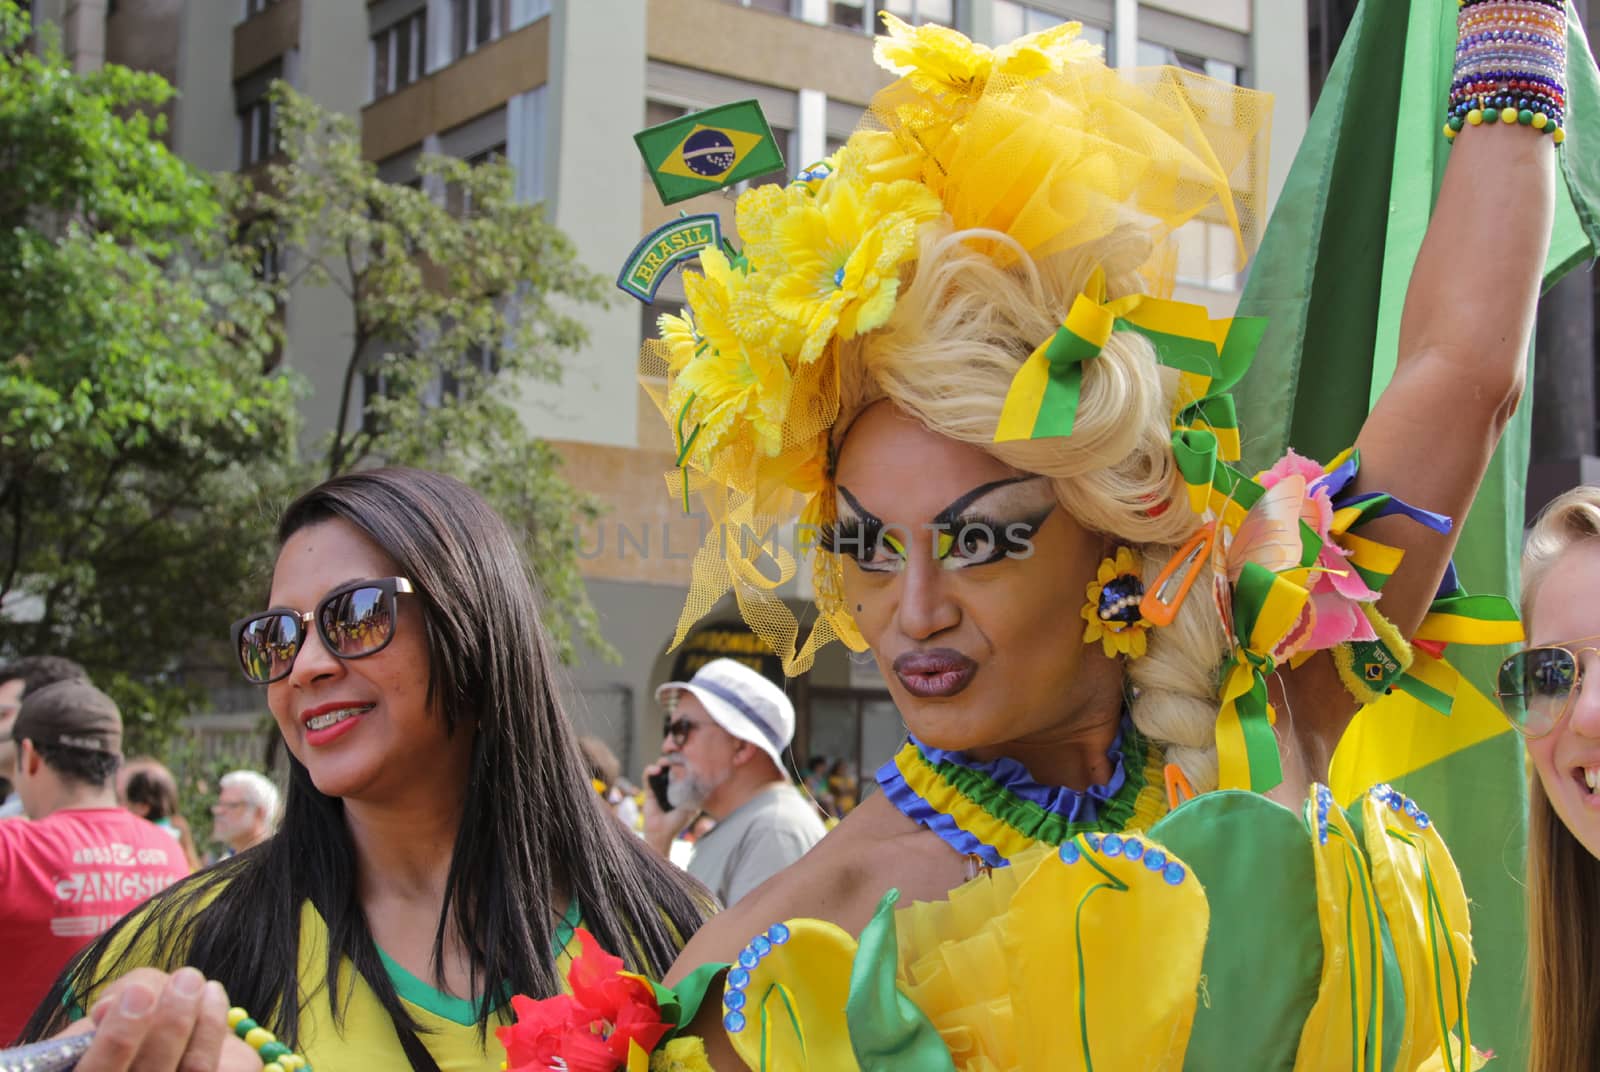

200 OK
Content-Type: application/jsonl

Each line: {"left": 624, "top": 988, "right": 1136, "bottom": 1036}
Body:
{"left": 874, "top": 12, "right": 1100, "bottom": 99}
{"left": 650, "top": 1036, "right": 713, "bottom": 1072}
{"left": 1081, "top": 546, "right": 1150, "bottom": 659}
{"left": 673, "top": 251, "right": 794, "bottom": 461}
{"left": 657, "top": 309, "right": 700, "bottom": 372}
{"left": 768, "top": 177, "right": 943, "bottom": 364}
{"left": 832, "top": 131, "right": 924, "bottom": 189}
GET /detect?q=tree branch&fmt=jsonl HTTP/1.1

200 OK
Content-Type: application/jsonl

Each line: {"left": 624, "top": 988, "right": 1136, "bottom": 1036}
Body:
{"left": 327, "top": 234, "right": 367, "bottom": 479}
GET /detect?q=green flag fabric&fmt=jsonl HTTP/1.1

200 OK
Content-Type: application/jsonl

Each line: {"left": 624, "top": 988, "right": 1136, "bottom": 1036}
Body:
{"left": 1232, "top": 2, "right": 1600, "bottom": 1065}
{"left": 635, "top": 100, "right": 787, "bottom": 206}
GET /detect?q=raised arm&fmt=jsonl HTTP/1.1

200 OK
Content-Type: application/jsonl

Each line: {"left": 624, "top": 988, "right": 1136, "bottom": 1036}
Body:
{"left": 1353, "top": 122, "right": 1554, "bottom": 636}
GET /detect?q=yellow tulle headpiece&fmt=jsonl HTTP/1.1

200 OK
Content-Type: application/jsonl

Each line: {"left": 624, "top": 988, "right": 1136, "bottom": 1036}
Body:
{"left": 639, "top": 13, "right": 1272, "bottom": 675}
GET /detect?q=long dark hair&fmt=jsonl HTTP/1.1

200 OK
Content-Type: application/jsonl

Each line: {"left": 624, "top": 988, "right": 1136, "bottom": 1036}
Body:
{"left": 25, "top": 469, "right": 711, "bottom": 1066}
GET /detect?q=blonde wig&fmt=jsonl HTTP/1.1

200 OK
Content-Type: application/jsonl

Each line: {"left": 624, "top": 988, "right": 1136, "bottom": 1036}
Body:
{"left": 1519, "top": 485, "right": 1600, "bottom": 1072}
{"left": 835, "top": 223, "right": 1230, "bottom": 790}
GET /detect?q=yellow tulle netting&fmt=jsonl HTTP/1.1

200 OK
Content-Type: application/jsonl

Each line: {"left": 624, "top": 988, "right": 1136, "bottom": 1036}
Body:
{"left": 638, "top": 14, "right": 1273, "bottom": 675}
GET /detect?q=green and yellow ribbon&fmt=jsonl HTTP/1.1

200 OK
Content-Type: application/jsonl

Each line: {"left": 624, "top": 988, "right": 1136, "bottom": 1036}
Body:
{"left": 1216, "top": 561, "right": 1316, "bottom": 792}
{"left": 993, "top": 269, "right": 1268, "bottom": 459}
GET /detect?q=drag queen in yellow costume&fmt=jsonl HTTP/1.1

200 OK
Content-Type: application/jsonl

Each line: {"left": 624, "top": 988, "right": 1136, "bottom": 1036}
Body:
{"left": 620, "top": 7, "right": 1561, "bottom": 1071}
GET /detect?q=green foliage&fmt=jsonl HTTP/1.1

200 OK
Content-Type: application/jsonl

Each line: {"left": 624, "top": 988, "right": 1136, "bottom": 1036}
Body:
{"left": 238, "top": 85, "right": 615, "bottom": 662}
{"left": 0, "top": 1, "right": 299, "bottom": 719}
{"left": 1, "top": 0, "right": 617, "bottom": 762}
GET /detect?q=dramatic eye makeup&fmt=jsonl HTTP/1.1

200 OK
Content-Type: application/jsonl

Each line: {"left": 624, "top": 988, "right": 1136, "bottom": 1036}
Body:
{"left": 930, "top": 476, "right": 1056, "bottom": 570}
{"left": 820, "top": 486, "right": 907, "bottom": 573}
{"left": 822, "top": 477, "right": 1055, "bottom": 572}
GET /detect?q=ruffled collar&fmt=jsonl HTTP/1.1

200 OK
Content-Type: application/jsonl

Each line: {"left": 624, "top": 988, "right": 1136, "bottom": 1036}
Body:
{"left": 875, "top": 718, "right": 1166, "bottom": 868}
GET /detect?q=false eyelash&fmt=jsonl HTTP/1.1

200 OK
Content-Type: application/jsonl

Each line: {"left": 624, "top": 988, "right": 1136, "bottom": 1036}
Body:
{"left": 818, "top": 518, "right": 883, "bottom": 559}
{"left": 941, "top": 511, "right": 1050, "bottom": 563}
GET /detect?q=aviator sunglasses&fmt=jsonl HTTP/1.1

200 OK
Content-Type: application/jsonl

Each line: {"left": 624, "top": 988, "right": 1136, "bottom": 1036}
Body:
{"left": 1495, "top": 634, "right": 1600, "bottom": 738}
{"left": 230, "top": 577, "right": 415, "bottom": 685}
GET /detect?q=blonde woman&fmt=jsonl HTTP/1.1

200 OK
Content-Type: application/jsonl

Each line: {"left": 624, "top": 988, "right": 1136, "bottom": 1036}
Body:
{"left": 1497, "top": 486, "right": 1600, "bottom": 1072}
{"left": 502, "top": 9, "right": 1572, "bottom": 1071}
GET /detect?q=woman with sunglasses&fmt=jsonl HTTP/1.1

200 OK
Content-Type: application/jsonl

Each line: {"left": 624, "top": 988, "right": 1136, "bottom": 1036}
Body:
{"left": 1497, "top": 486, "right": 1600, "bottom": 1072}
{"left": 19, "top": 468, "right": 713, "bottom": 1070}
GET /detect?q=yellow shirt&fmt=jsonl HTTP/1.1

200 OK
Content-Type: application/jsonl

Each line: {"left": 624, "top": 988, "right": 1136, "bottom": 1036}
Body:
{"left": 83, "top": 893, "right": 581, "bottom": 1071}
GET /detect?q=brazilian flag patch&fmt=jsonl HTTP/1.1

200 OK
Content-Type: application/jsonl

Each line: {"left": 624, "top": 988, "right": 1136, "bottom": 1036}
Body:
{"left": 635, "top": 100, "right": 786, "bottom": 205}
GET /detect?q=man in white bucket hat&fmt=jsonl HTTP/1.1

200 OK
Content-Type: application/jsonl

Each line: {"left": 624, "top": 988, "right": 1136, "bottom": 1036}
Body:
{"left": 642, "top": 658, "right": 826, "bottom": 906}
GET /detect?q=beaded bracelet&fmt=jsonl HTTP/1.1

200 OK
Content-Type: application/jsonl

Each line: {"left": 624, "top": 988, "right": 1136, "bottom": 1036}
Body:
{"left": 226, "top": 1007, "right": 311, "bottom": 1072}
{"left": 1445, "top": 0, "right": 1567, "bottom": 143}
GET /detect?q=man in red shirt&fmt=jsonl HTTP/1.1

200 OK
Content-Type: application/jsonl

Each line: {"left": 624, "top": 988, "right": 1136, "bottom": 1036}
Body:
{"left": 0, "top": 680, "right": 190, "bottom": 1044}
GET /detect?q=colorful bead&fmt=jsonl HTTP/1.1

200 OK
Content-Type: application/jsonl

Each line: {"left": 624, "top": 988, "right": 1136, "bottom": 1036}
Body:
{"left": 1467, "top": 108, "right": 1485, "bottom": 124}
{"left": 1554, "top": 126, "right": 1566, "bottom": 143}
{"left": 767, "top": 923, "right": 790, "bottom": 945}
{"left": 724, "top": 1011, "right": 748, "bottom": 1033}
{"left": 221, "top": 1005, "right": 311, "bottom": 1072}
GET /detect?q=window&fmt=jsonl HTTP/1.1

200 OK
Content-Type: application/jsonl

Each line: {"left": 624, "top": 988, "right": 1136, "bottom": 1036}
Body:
{"left": 990, "top": 2, "right": 1108, "bottom": 52}
{"left": 237, "top": 97, "right": 274, "bottom": 168}
{"left": 734, "top": 0, "right": 792, "bottom": 11}
{"left": 831, "top": 0, "right": 955, "bottom": 33}
{"left": 798, "top": 688, "right": 903, "bottom": 812}
{"left": 744, "top": 126, "right": 794, "bottom": 190}
{"left": 441, "top": 342, "right": 501, "bottom": 400}
{"left": 371, "top": 11, "right": 427, "bottom": 101}
{"left": 360, "top": 366, "right": 391, "bottom": 436}
{"left": 446, "top": 142, "right": 507, "bottom": 217}
{"left": 1137, "top": 40, "right": 1242, "bottom": 84}
{"left": 452, "top": 0, "right": 510, "bottom": 59}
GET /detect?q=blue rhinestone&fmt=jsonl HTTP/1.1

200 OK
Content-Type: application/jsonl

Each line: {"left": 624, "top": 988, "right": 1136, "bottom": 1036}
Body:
{"left": 1388, "top": 795, "right": 1403, "bottom": 812}
{"left": 1086, "top": 833, "right": 1102, "bottom": 850}
{"left": 767, "top": 923, "right": 790, "bottom": 945}
{"left": 727, "top": 968, "right": 750, "bottom": 989}
{"left": 1124, "top": 839, "right": 1144, "bottom": 861}
{"left": 751, "top": 936, "right": 772, "bottom": 957}
{"left": 738, "top": 949, "right": 759, "bottom": 970}
{"left": 1403, "top": 800, "right": 1420, "bottom": 818}
{"left": 724, "top": 1011, "right": 747, "bottom": 1033}
{"left": 1060, "top": 841, "right": 1082, "bottom": 864}
{"left": 832, "top": 266, "right": 846, "bottom": 288}
{"left": 724, "top": 989, "right": 746, "bottom": 1011}
{"left": 1144, "top": 849, "right": 1167, "bottom": 871}
{"left": 1417, "top": 814, "right": 1432, "bottom": 829}
{"left": 1163, "top": 862, "right": 1186, "bottom": 886}
{"left": 1319, "top": 829, "right": 1329, "bottom": 845}
{"left": 1102, "top": 834, "right": 1124, "bottom": 857}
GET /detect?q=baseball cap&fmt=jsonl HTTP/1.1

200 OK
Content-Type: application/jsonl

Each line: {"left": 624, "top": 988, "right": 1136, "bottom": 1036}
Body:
{"left": 10, "top": 680, "right": 123, "bottom": 755}
{"left": 656, "top": 658, "right": 794, "bottom": 770}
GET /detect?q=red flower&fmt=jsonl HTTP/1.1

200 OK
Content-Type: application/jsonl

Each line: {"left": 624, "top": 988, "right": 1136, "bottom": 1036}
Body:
{"left": 498, "top": 928, "right": 671, "bottom": 1072}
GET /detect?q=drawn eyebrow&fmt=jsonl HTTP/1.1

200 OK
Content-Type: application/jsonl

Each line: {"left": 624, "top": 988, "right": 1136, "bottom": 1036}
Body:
{"left": 930, "top": 476, "right": 1048, "bottom": 530}
{"left": 836, "top": 485, "right": 883, "bottom": 527}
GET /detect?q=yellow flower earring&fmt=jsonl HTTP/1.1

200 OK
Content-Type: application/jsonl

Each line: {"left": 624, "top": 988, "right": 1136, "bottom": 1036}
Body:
{"left": 1082, "top": 546, "right": 1152, "bottom": 658}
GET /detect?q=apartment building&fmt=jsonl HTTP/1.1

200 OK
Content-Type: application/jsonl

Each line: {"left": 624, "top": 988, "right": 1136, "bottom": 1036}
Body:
{"left": 34, "top": 0, "right": 1310, "bottom": 782}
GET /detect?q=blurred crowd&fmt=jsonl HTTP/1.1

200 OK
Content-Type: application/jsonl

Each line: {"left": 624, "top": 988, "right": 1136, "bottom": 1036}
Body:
{"left": 0, "top": 655, "right": 283, "bottom": 1043}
